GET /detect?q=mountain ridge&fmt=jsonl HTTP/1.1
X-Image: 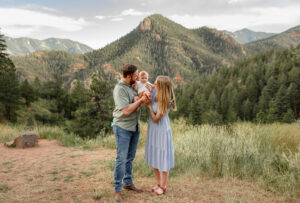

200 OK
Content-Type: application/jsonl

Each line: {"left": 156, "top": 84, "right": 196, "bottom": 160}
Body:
{"left": 8, "top": 14, "right": 300, "bottom": 89}
{"left": 4, "top": 36, "right": 93, "bottom": 56}
{"left": 224, "top": 28, "right": 276, "bottom": 44}
{"left": 244, "top": 25, "right": 300, "bottom": 54}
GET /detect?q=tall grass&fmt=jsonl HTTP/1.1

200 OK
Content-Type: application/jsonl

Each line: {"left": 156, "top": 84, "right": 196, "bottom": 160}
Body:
{"left": 133, "top": 119, "right": 300, "bottom": 195}
{"left": 1, "top": 120, "right": 300, "bottom": 194}
{"left": 0, "top": 124, "right": 85, "bottom": 147}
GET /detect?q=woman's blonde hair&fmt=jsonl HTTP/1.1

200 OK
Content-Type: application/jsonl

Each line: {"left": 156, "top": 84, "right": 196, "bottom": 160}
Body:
{"left": 155, "top": 76, "right": 176, "bottom": 115}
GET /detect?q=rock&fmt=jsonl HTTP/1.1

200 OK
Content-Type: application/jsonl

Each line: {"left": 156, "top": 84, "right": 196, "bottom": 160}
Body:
{"left": 140, "top": 17, "right": 151, "bottom": 31}
{"left": 8, "top": 132, "right": 39, "bottom": 148}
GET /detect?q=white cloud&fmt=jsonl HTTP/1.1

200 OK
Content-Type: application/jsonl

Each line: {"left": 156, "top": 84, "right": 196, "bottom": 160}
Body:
{"left": 121, "top": 8, "right": 148, "bottom": 16}
{"left": 227, "top": 0, "right": 251, "bottom": 5}
{"left": 22, "top": 4, "right": 57, "bottom": 12}
{"left": 0, "top": 8, "right": 88, "bottom": 37}
{"left": 168, "top": 5, "right": 300, "bottom": 32}
{"left": 95, "top": 15, "right": 106, "bottom": 20}
{"left": 111, "top": 17, "right": 124, "bottom": 21}
{"left": 95, "top": 8, "right": 152, "bottom": 21}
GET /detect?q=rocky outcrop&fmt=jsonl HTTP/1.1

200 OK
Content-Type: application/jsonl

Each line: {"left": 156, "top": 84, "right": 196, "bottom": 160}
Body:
{"left": 140, "top": 18, "right": 152, "bottom": 31}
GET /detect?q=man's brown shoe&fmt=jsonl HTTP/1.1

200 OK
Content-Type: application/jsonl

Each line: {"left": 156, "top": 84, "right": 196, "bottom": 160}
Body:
{"left": 123, "top": 184, "right": 143, "bottom": 192}
{"left": 114, "top": 192, "right": 122, "bottom": 201}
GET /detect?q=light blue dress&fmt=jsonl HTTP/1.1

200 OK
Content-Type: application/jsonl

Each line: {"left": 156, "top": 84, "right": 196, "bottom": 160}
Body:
{"left": 145, "top": 89, "right": 174, "bottom": 172}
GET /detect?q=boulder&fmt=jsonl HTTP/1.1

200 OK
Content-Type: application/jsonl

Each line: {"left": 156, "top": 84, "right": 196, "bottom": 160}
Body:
{"left": 4, "top": 132, "right": 39, "bottom": 148}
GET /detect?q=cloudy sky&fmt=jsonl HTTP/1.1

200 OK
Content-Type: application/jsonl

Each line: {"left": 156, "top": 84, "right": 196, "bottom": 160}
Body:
{"left": 0, "top": 0, "right": 299, "bottom": 49}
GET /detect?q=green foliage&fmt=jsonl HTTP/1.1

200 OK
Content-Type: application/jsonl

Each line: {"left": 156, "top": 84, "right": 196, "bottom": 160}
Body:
{"left": 82, "top": 14, "right": 245, "bottom": 83}
{"left": 0, "top": 33, "right": 21, "bottom": 121}
{"left": 11, "top": 50, "right": 88, "bottom": 89}
{"left": 132, "top": 120, "right": 300, "bottom": 194}
{"left": 20, "top": 79, "right": 35, "bottom": 106}
{"left": 66, "top": 77, "right": 114, "bottom": 139}
{"left": 245, "top": 25, "right": 300, "bottom": 54}
{"left": 174, "top": 45, "right": 300, "bottom": 124}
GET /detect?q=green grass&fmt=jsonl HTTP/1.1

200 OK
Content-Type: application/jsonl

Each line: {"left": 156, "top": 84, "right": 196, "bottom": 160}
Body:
{"left": 133, "top": 119, "right": 300, "bottom": 195}
{"left": 1, "top": 120, "right": 300, "bottom": 195}
{"left": 0, "top": 184, "right": 11, "bottom": 193}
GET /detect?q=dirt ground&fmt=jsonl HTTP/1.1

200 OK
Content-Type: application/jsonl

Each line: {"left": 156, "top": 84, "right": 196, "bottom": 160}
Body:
{"left": 0, "top": 139, "right": 295, "bottom": 202}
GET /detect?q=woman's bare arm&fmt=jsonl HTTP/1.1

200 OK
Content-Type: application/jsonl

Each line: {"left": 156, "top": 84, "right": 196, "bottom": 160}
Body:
{"left": 147, "top": 104, "right": 164, "bottom": 123}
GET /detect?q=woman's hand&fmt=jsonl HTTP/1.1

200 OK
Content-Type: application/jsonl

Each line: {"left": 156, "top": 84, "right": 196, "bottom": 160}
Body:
{"left": 145, "top": 83, "right": 152, "bottom": 91}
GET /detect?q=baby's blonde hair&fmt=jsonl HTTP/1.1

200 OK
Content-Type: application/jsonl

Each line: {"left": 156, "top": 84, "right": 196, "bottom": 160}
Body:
{"left": 155, "top": 76, "right": 176, "bottom": 115}
{"left": 139, "top": 71, "right": 149, "bottom": 78}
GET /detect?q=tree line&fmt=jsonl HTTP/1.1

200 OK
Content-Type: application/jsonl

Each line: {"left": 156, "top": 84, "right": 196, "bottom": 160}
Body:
{"left": 1, "top": 33, "right": 299, "bottom": 140}
{"left": 0, "top": 34, "right": 114, "bottom": 138}
{"left": 171, "top": 45, "right": 300, "bottom": 124}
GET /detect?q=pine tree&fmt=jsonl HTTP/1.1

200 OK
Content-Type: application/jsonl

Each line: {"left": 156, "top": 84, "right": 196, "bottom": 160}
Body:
{"left": 68, "top": 77, "right": 114, "bottom": 138}
{"left": 274, "top": 85, "right": 289, "bottom": 119}
{"left": 20, "top": 79, "right": 35, "bottom": 106}
{"left": 32, "top": 77, "right": 42, "bottom": 99}
{"left": 0, "top": 33, "right": 20, "bottom": 121}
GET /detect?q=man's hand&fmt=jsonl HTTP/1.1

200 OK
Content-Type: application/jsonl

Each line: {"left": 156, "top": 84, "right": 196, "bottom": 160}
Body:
{"left": 140, "top": 95, "right": 147, "bottom": 103}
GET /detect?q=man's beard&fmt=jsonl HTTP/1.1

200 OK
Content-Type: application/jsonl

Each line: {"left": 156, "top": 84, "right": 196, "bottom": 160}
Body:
{"left": 130, "top": 79, "right": 136, "bottom": 85}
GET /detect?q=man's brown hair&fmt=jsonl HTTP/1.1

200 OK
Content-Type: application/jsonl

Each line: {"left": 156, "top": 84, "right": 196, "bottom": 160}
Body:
{"left": 123, "top": 64, "right": 137, "bottom": 78}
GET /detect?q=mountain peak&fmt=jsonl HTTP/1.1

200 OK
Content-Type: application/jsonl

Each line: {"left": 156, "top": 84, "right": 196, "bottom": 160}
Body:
{"left": 139, "top": 17, "right": 152, "bottom": 31}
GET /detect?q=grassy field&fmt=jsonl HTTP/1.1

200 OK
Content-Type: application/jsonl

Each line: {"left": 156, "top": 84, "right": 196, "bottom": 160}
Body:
{"left": 0, "top": 120, "right": 300, "bottom": 202}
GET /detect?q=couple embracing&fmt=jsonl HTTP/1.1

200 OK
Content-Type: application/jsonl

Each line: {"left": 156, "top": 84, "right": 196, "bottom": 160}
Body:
{"left": 112, "top": 64, "right": 176, "bottom": 201}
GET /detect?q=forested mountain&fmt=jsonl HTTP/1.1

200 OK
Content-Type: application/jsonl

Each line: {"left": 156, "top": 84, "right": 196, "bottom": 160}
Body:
{"left": 224, "top": 28, "right": 275, "bottom": 44}
{"left": 9, "top": 15, "right": 300, "bottom": 89}
{"left": 172, "top": 45, "right": 300, "bottom": 124}
{"left": 84, "top": 14, "right": 246, "bottom": 83}
{"left": 4, "top": 36, "right": 93, "bottom": 55}
{"left": 245, "top": 25, "right": 300, "bottom": 54}
{"left": 10, "top": 51, "right": 91, "bottom": 90}
{"left": 11, "top": 14, "right": 246, "bottom": 87}
{"left": 1, "top": 14, "right": 299, "bottom": 135}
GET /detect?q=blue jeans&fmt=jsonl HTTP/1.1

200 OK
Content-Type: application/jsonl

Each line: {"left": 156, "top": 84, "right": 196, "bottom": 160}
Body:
{"left": 113, "top": 125, "right": 140, "bottom": 192}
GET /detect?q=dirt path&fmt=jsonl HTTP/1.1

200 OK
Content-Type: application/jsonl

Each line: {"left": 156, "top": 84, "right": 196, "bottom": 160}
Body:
{"left": 0, "top": 139, "right": 293, "bottom": 202}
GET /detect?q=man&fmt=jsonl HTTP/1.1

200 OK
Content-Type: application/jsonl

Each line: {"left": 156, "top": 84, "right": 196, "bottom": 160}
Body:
{"left": 112, "top": 64, "right": 150, "bottom": 201}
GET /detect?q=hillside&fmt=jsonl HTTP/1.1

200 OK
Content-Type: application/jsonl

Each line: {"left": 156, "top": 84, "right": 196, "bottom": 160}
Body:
{"left": 10, "top": 50, "right": 90, "bottom": 89}
{"left": 83, "top": 14, "right": 246, "bottom": 83}
{"left": 11, "top": 14, "right": 246, "bottom": 87}
{"left": 224, "top": 28, "right": 275, "bottom": 44}
{"left": 4, "top": 36, "right": 93, "bottom": 56}
{"left": 245, "top": 25, "right": 300, "bottom": 54}
{"left": 173, "top": 45, "right": 300, "bottom": 124}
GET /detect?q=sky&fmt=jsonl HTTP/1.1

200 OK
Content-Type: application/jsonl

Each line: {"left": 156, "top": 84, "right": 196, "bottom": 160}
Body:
{"left": 0, "top": 0, "right": 299, "bottom": 49}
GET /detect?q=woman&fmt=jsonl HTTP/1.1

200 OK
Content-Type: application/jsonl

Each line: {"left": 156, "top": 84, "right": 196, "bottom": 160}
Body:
{"left": 145, "top": 76, "right": 176, "bottom": 195}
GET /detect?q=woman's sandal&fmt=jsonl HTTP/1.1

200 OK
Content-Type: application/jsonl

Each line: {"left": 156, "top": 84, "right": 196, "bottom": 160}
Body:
{"left": 153, "top": 185, "right": 167, "bottom": 195}
{"left": 151, "top": 184, "right": 160, "bottom": 192}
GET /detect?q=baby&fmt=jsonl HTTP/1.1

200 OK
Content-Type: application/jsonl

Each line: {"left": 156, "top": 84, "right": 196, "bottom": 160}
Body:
{"left": 133, "top": 71, "right": 153, "bottom": 110}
